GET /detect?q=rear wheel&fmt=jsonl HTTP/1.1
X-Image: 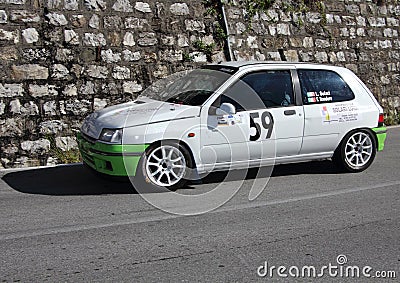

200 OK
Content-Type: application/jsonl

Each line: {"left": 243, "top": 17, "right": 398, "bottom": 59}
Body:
{"left": 333, "top": 130, "right": 376, "bottom": 172}
{"left": 134, "top": 142, "right": 193, "bottom": 191}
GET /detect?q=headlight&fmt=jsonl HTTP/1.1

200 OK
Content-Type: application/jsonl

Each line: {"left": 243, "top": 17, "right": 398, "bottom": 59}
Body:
{"left": 99, "top": 128, "right": 123, "bottom": 144}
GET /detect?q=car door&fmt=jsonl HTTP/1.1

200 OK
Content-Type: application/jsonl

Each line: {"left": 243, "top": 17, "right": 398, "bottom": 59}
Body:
{"left": 297, "top": 68, "right": 359, "bottom": 155}
{"left": 200, "top": 67, "right": 304, "bottom": 169}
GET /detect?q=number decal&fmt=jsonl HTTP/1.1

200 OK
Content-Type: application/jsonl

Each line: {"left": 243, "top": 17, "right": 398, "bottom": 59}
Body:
{"left": 261, "top": 111, "right": 274, "bottom": 139}
{"left": 250, "top": 113, "right": 261, "bottom": 141}
{"left": 249, "top": 111, "right": 274, "bottom": 141}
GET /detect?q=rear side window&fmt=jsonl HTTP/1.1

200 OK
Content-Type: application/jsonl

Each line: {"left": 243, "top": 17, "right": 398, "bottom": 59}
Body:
{"left": 298, "top": 69, "right": 355, "bottom": 104}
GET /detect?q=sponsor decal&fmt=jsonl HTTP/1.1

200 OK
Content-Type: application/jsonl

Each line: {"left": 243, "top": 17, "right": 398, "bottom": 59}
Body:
{"left": 217, "top": 114, "right": 243, "bottom": 126}
{"left": 322, "top": 103, "right": 360, "bottom": 124}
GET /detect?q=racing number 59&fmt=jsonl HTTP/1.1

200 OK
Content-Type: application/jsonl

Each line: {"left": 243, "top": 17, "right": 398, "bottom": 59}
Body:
{"left": 249, "top": 111, "right": 274, "bottom": 141}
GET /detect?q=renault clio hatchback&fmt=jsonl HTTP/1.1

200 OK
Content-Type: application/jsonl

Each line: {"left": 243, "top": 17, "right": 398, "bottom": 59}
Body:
{"left": 78, "top": 62, "right": 387, "bottom": 190}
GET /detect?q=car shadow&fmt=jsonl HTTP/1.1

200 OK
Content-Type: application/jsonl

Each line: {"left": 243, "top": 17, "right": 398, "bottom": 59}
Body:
{"left": 2, "top": 164, "right": 135, "bottom": 196}
{"left": 1, "top": 160, "right": 338, "bottom": 196}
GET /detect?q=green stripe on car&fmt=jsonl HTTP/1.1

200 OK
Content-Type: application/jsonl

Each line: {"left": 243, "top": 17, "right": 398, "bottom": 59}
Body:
{"left": 372, "top": 127, "right": 387, "bottom": 151}
{"left": 77, "top": 132, "right": 149, "bottom": 176}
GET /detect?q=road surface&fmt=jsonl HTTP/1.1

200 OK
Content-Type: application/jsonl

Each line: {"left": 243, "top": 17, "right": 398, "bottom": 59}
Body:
{"left": 0, "top": 127, "right": 399, "bottom": 282}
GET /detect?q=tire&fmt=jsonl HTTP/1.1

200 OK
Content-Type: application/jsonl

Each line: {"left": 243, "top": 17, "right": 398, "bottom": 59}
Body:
{"left": 333, "top": 129, "right": 377, "bottom": 173}
{"left": 133, "top": 141, "right": 193, "bottom": 192}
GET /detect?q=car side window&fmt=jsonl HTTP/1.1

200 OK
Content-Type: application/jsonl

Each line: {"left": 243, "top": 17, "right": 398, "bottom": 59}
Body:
{"left": 298, "top": 69, "right": 355, "bottom": 104}
{"left": 217, "top": 70, "right": 295, "bottom": 111}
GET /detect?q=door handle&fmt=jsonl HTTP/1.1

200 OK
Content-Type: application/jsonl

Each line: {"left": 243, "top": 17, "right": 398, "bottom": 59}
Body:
{"left": 284, "top": 110, "right": 296, "bottom": 116}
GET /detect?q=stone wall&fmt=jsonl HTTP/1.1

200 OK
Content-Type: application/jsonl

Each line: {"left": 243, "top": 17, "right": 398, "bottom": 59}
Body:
{"left": 0, "top": 0, "right": 224, "bottom": 168}
{"left": 226, "top": 0, "right": 400, "bottom": 121}
{"left": 0, "top": 0, "right": 400, "bottom": 168}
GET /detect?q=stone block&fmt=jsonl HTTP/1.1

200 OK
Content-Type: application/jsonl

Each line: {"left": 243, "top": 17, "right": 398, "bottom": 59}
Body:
{"left": 21, "top": 139, "right": 50, "bottom": 155}
{"left": 29, "top": 84, "right": 58, "bottom": 97}
{"left": 62, "top": 84, "right": 77, "bottom": 97}
{"left": 185, "top": 20, "right": 205, "bottom": 32}
{"left": 177, "top": 34, "right": 189, "bottom": 47}
{"left": 10, "top": 10, "right": 40, "bottom": 23}
{"left": 65, "top": 0, "right": 79, "bottom": 10}
{"left": 161, "top": 35, "right": 175, "bottom": 46}
{"left": 315, "top": 39, "right": 330, "bottom": 49}
{"left": 153, "top": 65, "right": 168, "bottom": 79}
{"left": 190, "top": 52, "right": 207, "bottom": 63}
{"left": 94, "top": 98, "right": 107, "bottom": 110}
{"left": 63, "top": 100, "right": 91, "bottom": 115}
{"left": 160, "top": 50, "right": 183, "bottom": 62}
{"left": 170, "top": 3, "right": 189, "bottom": 16}
{"left": 11, "top": 65, "right": 49, "bottom": 80}
{"left": 123, "top": 32, "right": 135, "bottom": 46}
{"left": 276, "top": 23, "right": 290, "bottom": 35}
{"left": 0, "top": 83, "right": 23, "bottom": 97}
{"left": 0, "top": 46, "right": 18, "bottom": 61}
{"left": 43, "top": 101, "right": 57, "bottom": 116}
{"left": 101, "top": 49, "right": 121, "bottom": 63}
{"left": 22, "top": 28, "right": 39, "bottom": 43}
{"left": 46, "top": 13, "right": 68, "bottom": 26}
{"left": 368, "top": 17, "right": 386, "bottom": 27}
{"left": 55, "top": 137, "right": 78, "bottom": 151}
{"left": 135, "top": 2, "right": 151, "bottom": 13}
{"left": 137, "top": 32, "right": 158, "bottom": 46}
{"left": 51, "top": 64, "right": 70, "bottom": 80}
{"left": 284, "top": 50, "right": 298, "bottom": 62}
{"left": 315, "top": 51, "right": 328, "bottom": 62}
{"left": 0, "top": 100, "right": 4, "bottom": 115}
{"left": 70, "top": 15, "right": 86, "bottom": 28}
{"left": 122, "top": 50, "right": 141, "bottom": 61}
{"left": 39, "top": 120, "right": 67, "bottom": 135}
{"left": 125, "top": 17, "right": 148, "bottom": 29}
{"left": 79, "top": 81, "right": 95, "bottom": 95}
{"left": 113, "top": 0, "right": 133, "bottom": 12}
{"left": 0, "top": 118, "right": 24, "bottom": 137}
{"left": 86, "top": 65, "right": 108, "bottom": 79}
{"left": 84, "top": 0, "right": 106, "bottom": 11}
{"left": 123, "top": 81, "right": 142, "bottom": 94}
{"left": 0, "top": 10, "right": 6, "bottom": 24}
{"left": 0, "top": 29, "right": 19, "bottom": 43}
{"left": 104, "top": 16, "right": 122, "bottom": 30}
{"left": 64, "top": 30, "right": 80, "bottom": 45}
{"left": 112, "top": 66, "right": 130, "bottom": 79}
{"left": 88, "top": 14, "right": 100, "bottom": 29}
{"left": 83, "top": 33, "right": 106, "bottom": 46}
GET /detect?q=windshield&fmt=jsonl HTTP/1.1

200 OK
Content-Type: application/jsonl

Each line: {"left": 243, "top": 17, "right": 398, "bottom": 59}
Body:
{"left": 138, "top": 67, "right": 235, "bottom": 106}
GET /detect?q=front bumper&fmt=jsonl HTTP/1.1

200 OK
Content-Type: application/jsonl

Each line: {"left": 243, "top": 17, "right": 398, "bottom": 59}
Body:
{"left": 372, "top": 127, "right": 387, "bottom": 151}
{"left": 77, "top": 132, "right": 148, "bottom": 176}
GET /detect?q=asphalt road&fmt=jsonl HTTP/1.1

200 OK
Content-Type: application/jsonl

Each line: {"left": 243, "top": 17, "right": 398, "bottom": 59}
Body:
{"left": 0, "top": 127, "right": 399, "bottom": 282}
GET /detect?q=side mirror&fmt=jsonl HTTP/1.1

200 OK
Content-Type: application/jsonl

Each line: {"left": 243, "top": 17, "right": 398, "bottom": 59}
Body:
{"left": 216, "top": 103, "right": 236, "bottom": 115}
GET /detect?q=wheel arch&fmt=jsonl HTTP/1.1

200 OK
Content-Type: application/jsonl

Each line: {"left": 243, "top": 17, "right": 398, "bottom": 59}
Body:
{"left": 145, "top": 139, "right": 197, "bottom": 169}
{"left": 335, "top": 127, "right": 378, "bottom": 154}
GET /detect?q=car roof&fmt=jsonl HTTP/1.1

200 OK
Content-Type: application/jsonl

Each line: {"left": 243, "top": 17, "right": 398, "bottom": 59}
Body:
{"left": 215, "top": 61, "right": 327, "bottom": 68}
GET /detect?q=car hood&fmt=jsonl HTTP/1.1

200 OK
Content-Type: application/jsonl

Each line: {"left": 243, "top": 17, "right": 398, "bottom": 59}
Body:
{"left": 81, "top": 97, "right": 200, "bottom": 139}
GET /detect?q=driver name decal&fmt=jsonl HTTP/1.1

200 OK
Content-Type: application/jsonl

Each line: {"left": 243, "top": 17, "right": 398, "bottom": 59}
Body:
{"left": 307, "top": 91, "right": 333, "bottom": 103}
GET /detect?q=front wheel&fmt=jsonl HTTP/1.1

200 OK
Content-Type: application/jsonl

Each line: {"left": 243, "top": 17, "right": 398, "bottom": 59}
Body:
{"left": 333, "top": 130, "right": 377, "bottom": 173}
{"left": 134, "top": 142, "right": 192, "bottom": 191}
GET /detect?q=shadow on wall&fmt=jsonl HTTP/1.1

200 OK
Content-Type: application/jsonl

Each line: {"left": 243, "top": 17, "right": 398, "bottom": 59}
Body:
{"left": 1, "top": 161, "right": 338, "bottom": 196}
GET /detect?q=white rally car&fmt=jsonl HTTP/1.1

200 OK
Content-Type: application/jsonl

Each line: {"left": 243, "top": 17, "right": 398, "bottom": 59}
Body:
{"left": 78, "top": 62, "right": 387, "bottom": 190}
